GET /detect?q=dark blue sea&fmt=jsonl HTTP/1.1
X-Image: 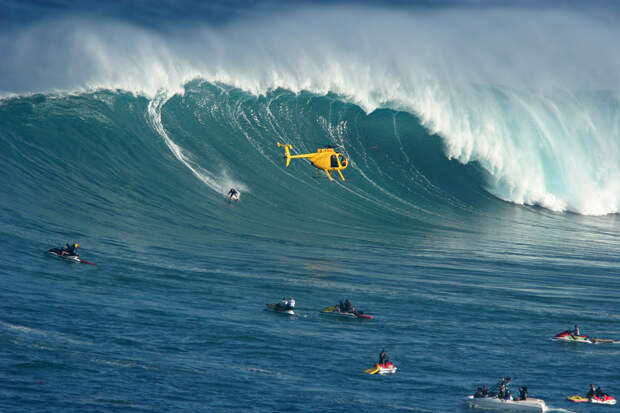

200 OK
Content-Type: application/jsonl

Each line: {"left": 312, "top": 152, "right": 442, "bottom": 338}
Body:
{"left": 1, "top": 1, "right": 619, "bottom": 412}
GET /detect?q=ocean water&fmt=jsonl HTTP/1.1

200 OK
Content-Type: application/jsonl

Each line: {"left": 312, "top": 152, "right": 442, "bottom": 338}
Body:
{"left": 1, "top": 1, "right": 619, "bottom": 412}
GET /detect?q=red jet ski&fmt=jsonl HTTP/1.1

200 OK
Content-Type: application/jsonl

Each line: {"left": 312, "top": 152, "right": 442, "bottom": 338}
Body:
{"left": 553, "top": 330, "right": 615, "bottom": 344}
{"left": 568, "top": 394, "right": 616, "bottom": 405}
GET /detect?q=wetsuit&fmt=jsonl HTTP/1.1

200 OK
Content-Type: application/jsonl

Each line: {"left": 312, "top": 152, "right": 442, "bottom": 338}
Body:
{"left": 62, "top": 244, "right": 78, "bottom": 256}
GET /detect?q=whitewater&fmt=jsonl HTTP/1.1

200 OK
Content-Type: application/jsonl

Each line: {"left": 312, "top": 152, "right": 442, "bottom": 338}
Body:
{"left": 1, "top": 2, "right": 619, "bottom": 412}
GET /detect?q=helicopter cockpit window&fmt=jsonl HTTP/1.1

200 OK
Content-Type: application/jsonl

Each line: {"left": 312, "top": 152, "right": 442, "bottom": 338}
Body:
{"left": 330, "top": 155, "right": 339, "bottom": 167}
{"left": 339, "top": 155, "right": 347, "bottom": 166}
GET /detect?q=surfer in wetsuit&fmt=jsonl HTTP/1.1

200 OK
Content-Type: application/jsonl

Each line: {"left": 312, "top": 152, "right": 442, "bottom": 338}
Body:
{"left": 227, "top": 188, "right": 239, "bottom": 201}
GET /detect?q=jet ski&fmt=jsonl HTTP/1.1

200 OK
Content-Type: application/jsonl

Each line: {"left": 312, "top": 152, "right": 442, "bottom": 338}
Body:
{"left": 320, "top": 305, "right": 373, "bottom": 319}
{"left": 552, "top": 330, "right": 616, "bottom": 344}
{"left": 364, "top": 361, "right": 397, "bottom": 375}
{"left": 265, "top": 303, "right": 294, "bottom": 315}
{"left": 465, "top": 395, "right": 547, "bottom": 412}
{"left": 568, "top": 395, "right": 616, "bottom": 405}
{"left": 47, "top": 248, "right": 97, "bottom": 265}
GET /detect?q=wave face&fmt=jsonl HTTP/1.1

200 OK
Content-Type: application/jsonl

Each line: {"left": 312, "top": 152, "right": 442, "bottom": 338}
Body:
{"left": 0, "top": 83, "right": 490, "bottom": 244}
{"left": 1, "top": 5, "right": 620, "bottom": 215}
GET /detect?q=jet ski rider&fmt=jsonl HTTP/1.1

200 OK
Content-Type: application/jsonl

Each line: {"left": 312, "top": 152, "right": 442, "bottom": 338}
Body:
{"left": 341, "top": 299, "right": 355, "bottom": 314}
{"left": 379, "top": 348, "right": 387, "bottom": 365}
{"left": 61, "top": 243, "right": 79, "bottom": 257}
{"left": 276, "top": 297, "right": 288, "bottom": 310}
{"left": 286, "top": 297, "right": 295, "bottom": 310}
{"left": 587, "top": 384, "right": 596, "bottom": 399}
{"left": 573, "top": 325, "right": 580, "bottom": 336}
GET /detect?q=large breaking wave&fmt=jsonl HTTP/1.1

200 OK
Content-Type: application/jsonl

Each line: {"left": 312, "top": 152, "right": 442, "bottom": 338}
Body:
{"left": 1, "top": 5, "right": 619, "bottom": 215}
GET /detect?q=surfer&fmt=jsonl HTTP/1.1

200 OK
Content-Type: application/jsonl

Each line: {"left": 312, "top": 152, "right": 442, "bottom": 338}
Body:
{"left": 227, "top": 188, "right": 240, "bottom": 201}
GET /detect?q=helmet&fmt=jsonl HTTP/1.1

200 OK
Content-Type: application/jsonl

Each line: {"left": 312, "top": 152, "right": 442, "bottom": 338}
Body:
{"left": 74, "top": 243, "right": 79, "bottom": 248}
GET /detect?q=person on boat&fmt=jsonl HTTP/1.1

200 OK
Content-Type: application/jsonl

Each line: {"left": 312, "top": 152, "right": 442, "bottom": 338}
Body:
{"left": 474, "top": 388, "right": 484, "bottom": 398}
{"left": 227, "top": 188, "right": 239, "bottom": 200}
{"left": 287, "top": 297, "right": 295, "bottom": 310}
{"left": 276, "top": 297, "right": 288, "bottom": 310}
{"left": 504, "top": 389, "right": 512, "bottom": 401}
{"left": 587, "top": 384, "right": 596, "bottom": 399}
{"left": 482, "top": 384, "right": 489, "bottom": 397}
{"left": 61, "top": 243, "right": 79, "bottom": 257}
{"left": 574, "top": 325, "right": 580, "bottom": 336}
{"left": 595, "top": 386, "right": 606, "bottom": 398}
{"left": 518, "top": 386, "right": 528, "bottom": 401}
{"left": 379, "top": 348, "right": 387, "bottom": 365}
{"left": 338, "top": 300, "right": 344, "bottom": 311}
{"left": 498, "top": 384, "right": 506, "bottom": 399}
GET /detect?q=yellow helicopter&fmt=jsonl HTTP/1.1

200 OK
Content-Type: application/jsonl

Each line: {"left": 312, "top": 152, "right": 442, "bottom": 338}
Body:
{"left": 277, "top": 142, "right": 349, "bottom": 181}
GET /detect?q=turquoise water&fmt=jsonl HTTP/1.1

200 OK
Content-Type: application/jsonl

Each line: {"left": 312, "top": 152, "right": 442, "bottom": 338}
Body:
{"left": 2, "top": 2, "right": 620, "bottom": 411}
{"left": 1, "top": 83, "right": 618, "bottom": 412}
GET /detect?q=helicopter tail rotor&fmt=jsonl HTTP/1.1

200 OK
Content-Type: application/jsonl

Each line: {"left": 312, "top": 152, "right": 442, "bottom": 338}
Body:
{"left": 277, "top": 142, "right": 292, "bottom": 167}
